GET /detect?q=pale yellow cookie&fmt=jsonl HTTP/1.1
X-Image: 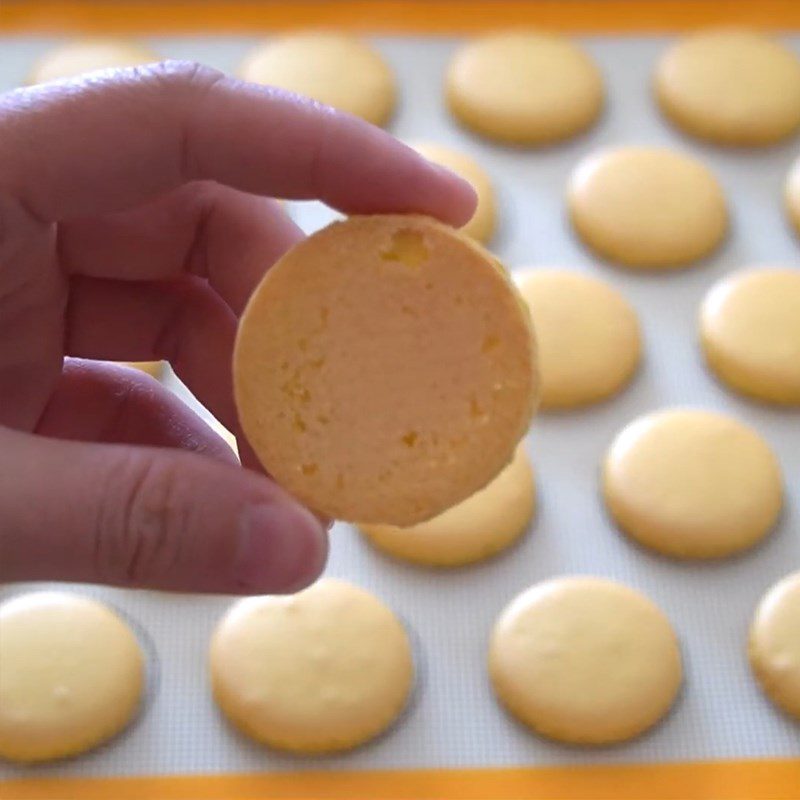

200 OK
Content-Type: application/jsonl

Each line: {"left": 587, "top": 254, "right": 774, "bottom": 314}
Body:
{"left": 125, "top": 361, "right": 164, "bottom": 379}
{"left": 749, "top": 571, "right": 800, "bottom": 719}
{"left": 603, "top": 409, "right": 783, "bottom": 559}
{"left": 0, "top": 592, "right": 144, "bottom": 763}
{"left": 210, "top": 579, "right": 413, "bottom": 753}
{"left": 655, "top": 29, "right": 800, "bottom": 146}
{"left": 517, "top": 269, "right": 641, "bottom": 409}
{"left": 445, "top": 31, "right": 603, "bottom": 145}
{"left": 29, "top": 39, "right": 158, "bottom": 84}
{"left": 700, "top": 268, "right": 800, "bottom": 405}
{"left": 568, "top": 147, "right": 727, "bottom": 269}
{"left": 489, "top": 577, "right": 682, "bottom": 745}
{"left": 785, "top": 158, "right": 800, "bottom": 237}
{"left": 240, "top": 33, "right": 395, "bottom": 126}
{"left": 234, "top": 215, "right": 538, "bottom": 526}
{"left": 412, "top": 143, "right": 496, "bottom": 243}
{"left": 359, "top": 444, "right": 534, "bottom": 567}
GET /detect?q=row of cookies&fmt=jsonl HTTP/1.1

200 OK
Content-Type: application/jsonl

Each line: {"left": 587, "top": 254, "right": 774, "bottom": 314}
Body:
{"left": 361, "top": 405, "right": 785, "bottom": 567}
{"left": 131, "top": 262, "right": 800, "bottom": 419}
{"left": 2, "top": 571, "right": 797, "bottom": 762}
{"left": 26, "top": 29, "right": 800, "bottom": 147}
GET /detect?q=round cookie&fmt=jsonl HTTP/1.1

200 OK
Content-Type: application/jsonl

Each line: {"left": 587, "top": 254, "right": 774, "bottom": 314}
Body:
{"left": 568, "top": 147, "right": 727, "bottom": 269}
{"left": 603, "top": 409, "right": 783, "bottom": 559}
{"left": 445, "top": 31, "right": 603, "bottom": 145}
{"left": 240, "top": 33, "right": 395, "bottom": 126}
{"left": 489, "top": 577, "right": 682, "bottom": 745}
{"left": 785, "top": 158, "right": 800, "bottom": 237}
{"left": 700, "top": 268, "right": 800, "bottom": 405}
{"left": 210, "top": 579, "right": 413, "bottom": 753}
{"left": 412, "top": 142, "right": 496, "bottom": 243}
{"left": 359, "top": 444, "right": 534, "bottom": 567}
{"left": 517, "top": 269, "right": 641, "bottom": 409}
{"left": 234, "top": 214, "right": 538, "bottom": 526}
{"left": 655, "top": 29, "right": 800, "bottom": 146}
{"left": 29, "top": 39, "right": 158, "bottom": 84}
{"left": 125, "top": 361, "right": 164, "bottom": 379}
{"left": 749, "top": 571, "right": 800, "bottom": 719}
{"left": 0, "top": 592, "right": 144, "bottom": 763}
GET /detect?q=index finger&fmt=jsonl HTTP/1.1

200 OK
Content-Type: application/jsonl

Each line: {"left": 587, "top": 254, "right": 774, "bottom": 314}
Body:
{"left": 0, "top": 60, "right": 476, "bottom": 224}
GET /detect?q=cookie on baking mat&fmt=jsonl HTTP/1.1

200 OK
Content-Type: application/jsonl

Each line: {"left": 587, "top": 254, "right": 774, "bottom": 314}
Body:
{"left": 240, "top": 32, "right": 396, "bottom": 126}
{"left": 517, "top": 269, "right": 641, "bottom": 409}
{"left": 445, "top": 31, "right": 603, "bottom": 145}
{"left": 0, "top": 592, "right": 144, "bottom": 763}
{"left": 412, "top": 142, "right": 496, "bottom": 244}
{"left": 29, "top": 39, "right": 158, "bottom": 84}
{"left": 749, "top": 571, "right": 800, "bottom": 720}
{"left": 700, "top": 268, "right": 800, "bottom": 406}
{"left": 489, "top": 576, "right": 682, "bottom": 744}
{"left": 568, "top": 147, "right": 727, "bottom": 269}
{"left": 655, "top": 28, "right": 800, "bottom": 146}
{"left": 359, "top": 444, "right": 534, "bottom": 567}
{"left": 603, "top": 409, "right": 783, "bottom": 559}
{"left": 210, "top": 579, "right": 413, "bottom": 753}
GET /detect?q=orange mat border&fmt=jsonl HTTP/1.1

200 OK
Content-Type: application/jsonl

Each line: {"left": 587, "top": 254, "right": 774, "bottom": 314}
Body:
{"left": 1, "top": 0, "right": 800, "bottom": 34}
{"left": 3, "top": 758, "right": 800, "bottom": 799}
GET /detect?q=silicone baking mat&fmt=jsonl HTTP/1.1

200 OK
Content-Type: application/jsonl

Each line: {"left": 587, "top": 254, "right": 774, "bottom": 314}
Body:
{"left": 1, "top": 3, "right": 799, "bottom": 798}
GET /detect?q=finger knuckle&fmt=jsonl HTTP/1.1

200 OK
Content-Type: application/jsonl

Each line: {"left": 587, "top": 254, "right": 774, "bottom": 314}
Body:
{"left": 97, "top": 455, "right": 192, "bottom": 585}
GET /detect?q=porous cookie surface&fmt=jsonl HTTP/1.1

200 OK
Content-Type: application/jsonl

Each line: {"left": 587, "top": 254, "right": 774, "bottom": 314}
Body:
{"left": 413, "top": 142, "right": 496, "bottom": 243}
{"left": 359, "top": 444, "right": 534, "bottom": 567}
{"left": 517, "top": 269, "right": 641, "bottom": 409}
{"left": 603, "top": 409, "right": 783, "bottom": 558}
{"left": 700, "top": 268, "right": 800, "bottom": 405}
{"left": 0, "top": 592, "right": 144, "bottom": 763}
{"left": 445, "top": 31, "right": 603, "bottom": 145}
{"left": 209, "top": 579, "right": 413, "bottom": 753}
{"left": 234, "top": 214, "right": 538, "bottom": 525}
{"left": 749, "top": 571, "right": 800, "bottom": 719}
{"left": 568, "top": 147, "right": 727, "bottom": 269}
{"left": 655, "top": 28, "right": 800, "bottom": 146}
{"left": 240, "top": 33, "right": 395, "bottom": 125}
{"left": 29, "top": 39, "right": 158, "bottom": 83}
{"left": 489, "top": 577, "right": 682, "bottom": 744}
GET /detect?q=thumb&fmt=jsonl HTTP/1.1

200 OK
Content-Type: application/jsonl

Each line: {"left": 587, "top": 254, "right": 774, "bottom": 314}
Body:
{"left": 0, "top": 426, "right": 327, "bottom": 594}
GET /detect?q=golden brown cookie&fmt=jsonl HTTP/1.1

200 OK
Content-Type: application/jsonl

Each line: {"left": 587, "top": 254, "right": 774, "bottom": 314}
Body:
{"left": 240, "top": 33, "right": 395, "bottom": 126}
{"left": 489, "top": 577, "right": 682, "bottom": 744}
{"left": 359, "top": 444, "right": 534, "bottom": 566}
{"left": 0, "top": 592, "right": 144, "bottom": 763}
{"left": 517, "top": 269, "right": 641, "bottom": 409}
{"left": 568, "top": 147, "right": 727, "bottom": 269}
{"left": 603, "top": 409, "right": 783, "bottom": 558}
{"left": 210, "top": 579, "right": 413, "bottom": 753}
{"left": 446, "top": 31, "right": 603, "bottom": 145}
{"left": 234, "top": 215, "right": 538, "bottom": 525}
{"left": 29, "top": 39, "right": 158, "bottom": 84}
{"left": 655, "top": 29, "right": 800, "bottom": 146}
{"left": 700, "top": 268, "right": 800, "bottom": 405}
{"left": 749, "top": 571, "right": 800, "bottom": 719}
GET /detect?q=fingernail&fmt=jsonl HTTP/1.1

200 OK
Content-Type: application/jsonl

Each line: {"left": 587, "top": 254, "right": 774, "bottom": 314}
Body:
{"left": 235, "top": 502, "right": 327, "bottom": 593}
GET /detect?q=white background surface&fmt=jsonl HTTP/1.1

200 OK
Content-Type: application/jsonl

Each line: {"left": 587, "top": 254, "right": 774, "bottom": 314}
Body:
{"left": 0, "top": 33, "right": 798, "bottom": 779}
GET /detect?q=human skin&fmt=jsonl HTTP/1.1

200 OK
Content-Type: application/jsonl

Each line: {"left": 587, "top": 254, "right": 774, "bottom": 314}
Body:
{"left": 0, "top": 61, "right": 476, "bottom": 594}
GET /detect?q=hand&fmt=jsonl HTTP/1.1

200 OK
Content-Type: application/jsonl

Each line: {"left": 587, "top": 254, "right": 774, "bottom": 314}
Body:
{"left": 0, "top": 62, "right": 476, "bottom": 594}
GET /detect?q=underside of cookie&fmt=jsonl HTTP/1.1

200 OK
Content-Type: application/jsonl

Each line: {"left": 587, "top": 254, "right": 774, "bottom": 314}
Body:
{"left": 234, "top": 214, "right": 538, "bottom": 525}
